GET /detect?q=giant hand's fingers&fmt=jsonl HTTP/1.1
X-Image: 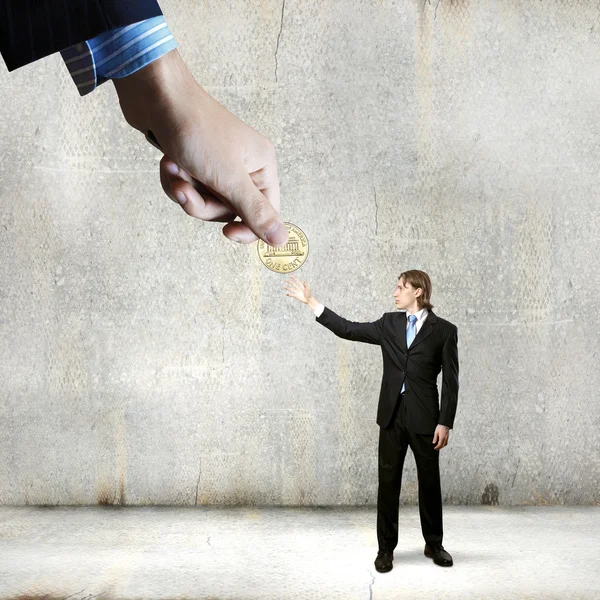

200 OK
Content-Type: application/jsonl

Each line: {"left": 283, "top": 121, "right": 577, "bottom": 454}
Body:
{"left": 220, "top": 172, "right": 287, "bottom": 246}
{"left": 160, "top": 157, "right": 237, "bottom": 222}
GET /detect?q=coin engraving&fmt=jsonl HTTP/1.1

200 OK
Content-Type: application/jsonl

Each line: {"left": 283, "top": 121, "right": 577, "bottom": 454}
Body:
{"left": 257, "top": 222, "right": 309, "bottom": 273}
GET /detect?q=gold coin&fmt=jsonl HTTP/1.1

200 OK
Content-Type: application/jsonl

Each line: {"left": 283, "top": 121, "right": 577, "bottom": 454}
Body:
{"left": 257, "top": 222, "right": 309, "bottom": 273}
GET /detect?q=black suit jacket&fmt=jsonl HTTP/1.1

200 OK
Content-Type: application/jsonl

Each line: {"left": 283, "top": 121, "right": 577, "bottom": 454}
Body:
{"left": 0, "top": 0, "right": 163, "bottom": 72}
{"left": 316, "top": 306, "right": 459, "bottom": 433}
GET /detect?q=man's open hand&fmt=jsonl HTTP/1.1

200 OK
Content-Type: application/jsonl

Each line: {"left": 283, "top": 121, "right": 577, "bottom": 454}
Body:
{"left": 283, "top": 275, "right": 312, "bottom": 304}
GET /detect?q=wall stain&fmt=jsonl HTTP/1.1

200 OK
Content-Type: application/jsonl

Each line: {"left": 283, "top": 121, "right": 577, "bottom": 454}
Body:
{"left": 481, "top": 483, "right": 500, "bottom": 505}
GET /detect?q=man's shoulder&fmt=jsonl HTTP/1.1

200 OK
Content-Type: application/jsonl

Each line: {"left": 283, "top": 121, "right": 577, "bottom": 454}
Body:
{"left": 382, "top": 311, "right": 400, "bottom": 322}
{"left": 430, "top": 312, "right": 458, "bottom": 331}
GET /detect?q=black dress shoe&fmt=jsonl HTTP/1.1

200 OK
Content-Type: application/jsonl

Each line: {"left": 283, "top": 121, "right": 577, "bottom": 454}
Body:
{"left": 374, "top": 550, "right": 394, "bottom": 573}
{"left": 424, "top": 543, "right": 453, "bottom": 567}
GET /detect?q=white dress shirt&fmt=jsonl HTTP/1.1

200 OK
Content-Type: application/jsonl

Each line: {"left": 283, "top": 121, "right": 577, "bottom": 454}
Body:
{"left": 405, "top": 307, "right": 429, "bottom": 336}
{"left": 313, "top": 303, "right": 429, "bottom": 335}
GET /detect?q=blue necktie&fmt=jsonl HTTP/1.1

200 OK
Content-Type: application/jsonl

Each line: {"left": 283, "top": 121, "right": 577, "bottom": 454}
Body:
{"left": 401, "top": 314, "right": 418, "bottom": 393}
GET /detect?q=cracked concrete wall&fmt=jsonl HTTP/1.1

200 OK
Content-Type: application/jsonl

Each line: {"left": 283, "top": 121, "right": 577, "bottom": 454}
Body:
{"left": 1, "top": 1, "right": 599, "bottom": 507}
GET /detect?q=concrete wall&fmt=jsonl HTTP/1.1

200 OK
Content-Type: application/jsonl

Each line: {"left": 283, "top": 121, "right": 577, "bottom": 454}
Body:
{"left": 1, "top": 0, "right": 599, "bottom": 506}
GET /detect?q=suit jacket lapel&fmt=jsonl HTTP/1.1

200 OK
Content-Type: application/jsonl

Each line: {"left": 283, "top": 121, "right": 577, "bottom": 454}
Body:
{"left": 408, "top": 311, "right": 437, "bottom": 350}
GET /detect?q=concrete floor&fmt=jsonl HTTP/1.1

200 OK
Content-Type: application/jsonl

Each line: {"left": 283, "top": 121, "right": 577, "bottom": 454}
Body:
{"left": 0, "top": 506, "right": 599, "bottom": 600}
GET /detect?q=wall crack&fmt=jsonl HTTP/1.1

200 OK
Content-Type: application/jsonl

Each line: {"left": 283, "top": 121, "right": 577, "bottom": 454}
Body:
{"left": 275, "top": 0, "right": 286, "bottom": 82}
{"left": 372, "top": 181, "right": 379, "bottom": 237}
{"left": 195, "top": 458, "right": 202, "bottom": 506}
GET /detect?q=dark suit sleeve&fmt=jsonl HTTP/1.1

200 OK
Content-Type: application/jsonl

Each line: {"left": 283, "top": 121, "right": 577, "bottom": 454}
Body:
{"left": 315, "top": 306, "right": 384, "bottom": 346}
{"left": 439, "top": 326, "right": 459, "bottom": 428}
{"left": 0, "top": 0, "right": 163, "bottom": 72}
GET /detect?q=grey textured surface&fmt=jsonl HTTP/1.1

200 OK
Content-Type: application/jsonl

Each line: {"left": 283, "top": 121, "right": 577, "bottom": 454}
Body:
{"left": 1, "top": 1, "right": 599, "bottom": 506}
{"left": 1, "top": 506, "right": 600, "bottom": 599}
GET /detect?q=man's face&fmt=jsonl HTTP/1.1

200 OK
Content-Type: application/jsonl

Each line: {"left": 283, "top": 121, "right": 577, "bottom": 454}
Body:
{"left": 394, "top": 278, "right": 420, "bottom": 310}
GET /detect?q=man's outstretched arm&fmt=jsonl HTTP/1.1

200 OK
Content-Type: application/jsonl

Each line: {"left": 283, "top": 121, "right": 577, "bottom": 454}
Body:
{"left": 284, "top": 275, "right": 384, "bottom": 346}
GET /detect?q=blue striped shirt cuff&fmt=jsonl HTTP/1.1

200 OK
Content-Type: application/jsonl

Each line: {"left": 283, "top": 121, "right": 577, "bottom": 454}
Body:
{"left": 60, "top": 16, "right": 178, "bottom": 97}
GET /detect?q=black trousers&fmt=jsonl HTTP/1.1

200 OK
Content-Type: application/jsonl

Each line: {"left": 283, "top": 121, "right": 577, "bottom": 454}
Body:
{"left": 377, "top": 392, "right": 443, "bottom": 552}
